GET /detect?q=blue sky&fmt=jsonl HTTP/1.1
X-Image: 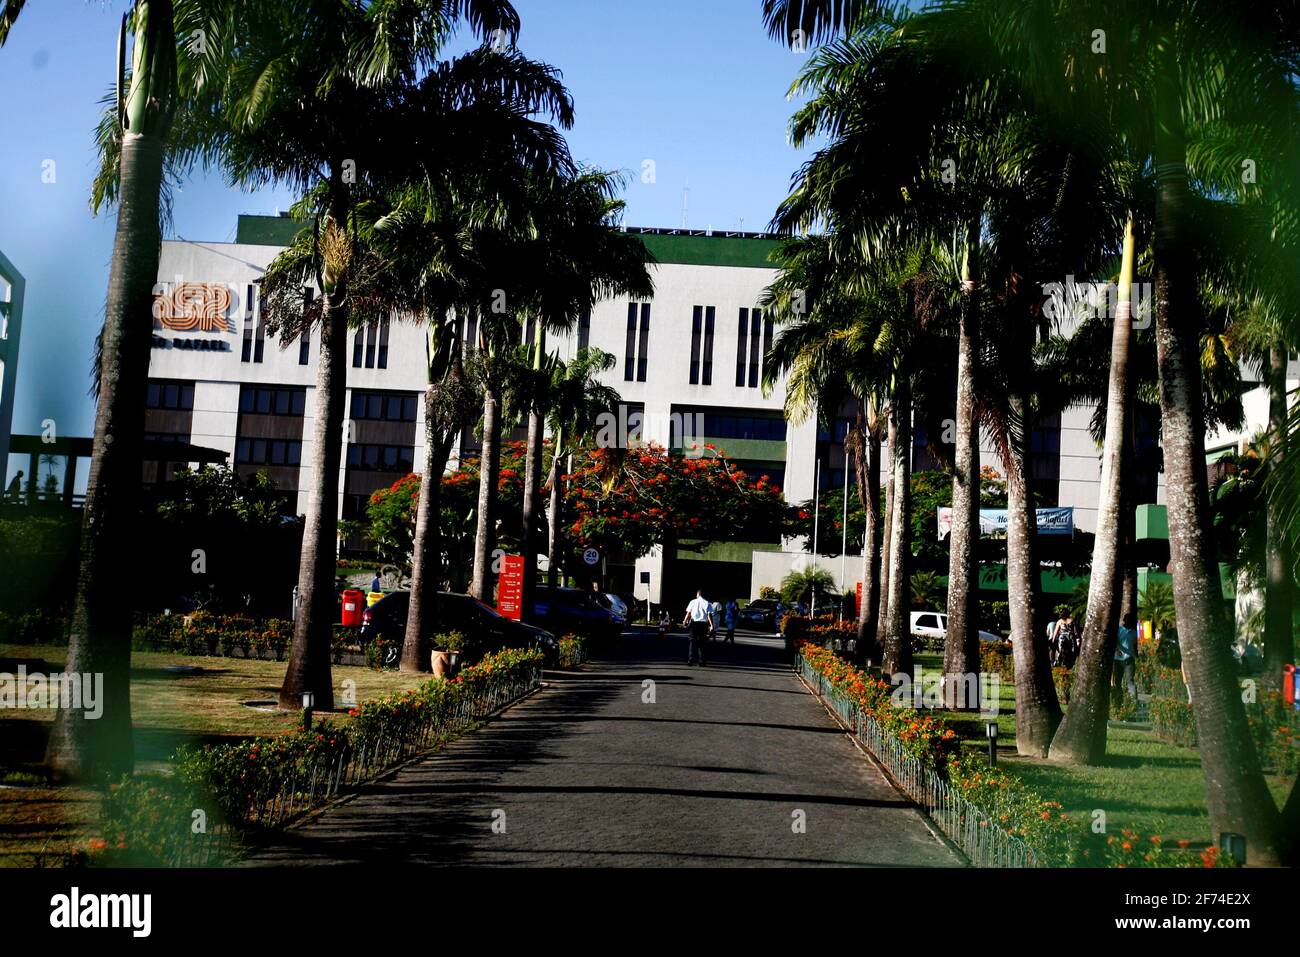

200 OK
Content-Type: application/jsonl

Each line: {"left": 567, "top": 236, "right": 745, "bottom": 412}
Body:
{"left": 0, "top": 0, "right": 810, "bottom": 458}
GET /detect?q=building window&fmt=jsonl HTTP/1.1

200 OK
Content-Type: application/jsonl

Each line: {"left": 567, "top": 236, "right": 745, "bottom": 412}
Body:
{"left": 463, "top": 312, "right": 479, "bottom": 353}
{"left": 736, "top": 308, "right": 749, "bottom": 386}
{"left": 636, "top": 303, "right": 650, "bottom": 382}
{"left": 762, "top": 311, "right": 773, "bottom": 382}
{"left": 624, "top": 303, "right": 637, "bottom": 381}
{"left": 577, "top": 311, "right": 591, "bottom": 351}
{"left": 236, "top": 438, "right": 302, "bottom": 466}
{"left": 690, "top": 307, "right": 703, "bottom": 384}
{"left": 702, "top": 306, "right": 715, "bottom": 385}
{"left": 346, "top": 443, "right": 415, "bottom": 472}
{"left": 241, "top": 285, "right": 255, "bottom": 363}
{"left": 298, "top": 288, "right": 314, "bottom": 365}
{"left": 239, "top": 386, "right": 306, "bottom": 416}
{"left": 350, "top": 320, "right": 390, "bottom": 370}
{"left": 350, "top": 390, "right": 418, "bottom": 422}
{"left": 254, "top": 292, "right": 266, "bottom": 363}
{"left": 146, "top": 380, "right": 195, "bottom": 411}
{"left": 748, "top": 307, "right": 762, "bottom": 387}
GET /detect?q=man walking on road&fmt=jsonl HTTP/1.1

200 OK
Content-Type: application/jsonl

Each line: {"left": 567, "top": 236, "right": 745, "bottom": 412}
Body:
{"left": 682, "top": 590, "right": 714, "bottom": 666}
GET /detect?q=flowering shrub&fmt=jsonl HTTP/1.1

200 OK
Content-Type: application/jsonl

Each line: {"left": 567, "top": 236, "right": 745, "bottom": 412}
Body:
{"left": 168, "top": 648, "right": 544, "bottom": 839}
{"left": 557, "top": 634, "right": 588, "bottom": 668}
{"left": 800, "top": 644, "right": 1082, "bottom": 862}
{"left": 801, "top": 643, "right": 958, "bottom": 765}
{"left": 980, "top": 644, "right": 1015, "bottom": 682}
{"left": 1149, "top": 696, "right": 1197, "bottom": 747}
{"left": 1070, "top": 828, "right": 1235, "bottom": 868}
{"left": 131, "top": 613, "right": 294, "bottom": 661}
{"left": 946, "top": 751, "right": 1072, "bottom": 863}
{"left": 73, "top": 774, "right": 225, "bottom": 868}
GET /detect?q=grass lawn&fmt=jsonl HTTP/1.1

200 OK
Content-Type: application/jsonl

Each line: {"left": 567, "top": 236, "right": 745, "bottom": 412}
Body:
{"left": 904, "top": 650, "right": 1299, "bottom": 844}
{"left": 0, "top": 642, "right": 428, "bottom": 867}
{"left": 0, "top": 643, "right": 427, "bottom": 766}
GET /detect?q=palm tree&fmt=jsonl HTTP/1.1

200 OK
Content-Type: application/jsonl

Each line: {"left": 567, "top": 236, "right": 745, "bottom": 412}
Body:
{"left": 781, "top": 566, "right": 837, "bottom": 609}
{"left": 508, "top": 171, "right": 654, "bottom": 621}
{"left": 45, "top": 0, "right": 178, "bottom": 782}
{"left": 1049, "top": 213, "right": 1139, "bottom": 763}
{"left": 544, "top": 348, "right": 624, "bottom": 590}
{"left": 191, "top": 1, "right": 556, "bottom": 708}
{"left": 762, "top": 234, "right": 890, "bottom": 661}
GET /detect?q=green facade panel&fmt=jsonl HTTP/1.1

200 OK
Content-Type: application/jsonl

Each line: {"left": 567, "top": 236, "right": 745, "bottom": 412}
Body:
{"left": 1135, "top": 503, "right": 1169, "bottom": 542}
{"left": 235, "top": 215, "right": 782, "bottom": 269}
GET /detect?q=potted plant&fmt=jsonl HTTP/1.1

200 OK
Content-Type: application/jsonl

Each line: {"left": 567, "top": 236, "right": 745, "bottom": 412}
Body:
{"left": 433, "top": 630, "right": 468, "bottom": 677}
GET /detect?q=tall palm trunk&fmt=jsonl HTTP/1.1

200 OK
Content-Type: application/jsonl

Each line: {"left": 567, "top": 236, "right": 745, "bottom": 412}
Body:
{"left": 1050, "top": 211, "right": 1137, "bottom": 763}
{"left": 876, "top": 406, "right": 895, "bottom": 655}
{"left": 1005, "top": 332, "right": 1061, "bottom": 755}
{"left": 1120, "top": 410, "right": 1139, "bottom": 627}
{"left": 1264, "top": 339, "right": 1292, "bottom": 683}
{"left": 400, "top": 384, "right": 455, "bottom": 672}
{"left": 520, "top": 324, "right": 546, "bottom": 622}
{"left": 882, "top": 378, "right": 913, "bottom": 677}
{"left": 546, "top": 426, "right": 566, "bottom": 590}
{"left": 46, "top": 0, "right": 176, "bottom": 781}
{"left": 1149, "top": 42, "right": 1281, "bottom": 862}
{"left": 856, "top": 421, "right": 882, "bottom": 664}
{"left": 944, "top": 221, "right": 982, "bottom": 709}
{"left": 470, "top": 380, "right": 502, "bottom": 601}
{"left": 279, "top": 197, "right": 349, "bottom": 712}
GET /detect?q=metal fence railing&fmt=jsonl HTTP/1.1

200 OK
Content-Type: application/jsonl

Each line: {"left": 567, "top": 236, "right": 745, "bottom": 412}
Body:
{"left": 798, "top": 655, "right": 1039, "bottom": 868}
{"left": 244, "top": 667, "right": 541, "bottom": 833}
{"left": 155, "top": 667, "right": 542, "bottom": 866}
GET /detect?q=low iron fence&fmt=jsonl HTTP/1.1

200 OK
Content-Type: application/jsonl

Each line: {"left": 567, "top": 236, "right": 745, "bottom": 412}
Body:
{"left": 237, "top": 666, "right": 541, "bottom": 833}
{"left": 798, "top": 655, "right": 1039, "bottom": 868}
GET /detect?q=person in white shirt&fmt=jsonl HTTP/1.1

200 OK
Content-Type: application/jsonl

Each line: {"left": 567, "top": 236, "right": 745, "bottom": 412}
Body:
{"left": 682, "top": 590, "right": 714, "bottom": 666}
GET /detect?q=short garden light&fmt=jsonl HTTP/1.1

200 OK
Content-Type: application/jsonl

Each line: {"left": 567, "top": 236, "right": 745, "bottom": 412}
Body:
{"left": 1219, "top": 832, "right": 1246, "bottom": 866}
{"left": 302, "top": 691, "right": 315, "bottom": 731}
{"left": 985, "top": 719, "right": 999, "bottom": 766}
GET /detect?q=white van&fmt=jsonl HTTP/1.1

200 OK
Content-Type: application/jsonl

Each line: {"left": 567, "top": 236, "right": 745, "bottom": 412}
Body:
{"left": 910, "top": 611, "right": 1003, "bottom": 644}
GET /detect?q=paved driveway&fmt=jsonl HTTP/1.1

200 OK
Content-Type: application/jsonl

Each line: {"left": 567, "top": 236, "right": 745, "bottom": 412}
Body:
{"left": 240, "top": 630, "right": 961, "bottom": 867}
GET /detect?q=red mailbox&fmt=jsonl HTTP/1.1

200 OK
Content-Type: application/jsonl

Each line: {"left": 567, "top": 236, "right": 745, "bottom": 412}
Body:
{"left": 340, "top": 589, "right": 365, "bottom": 627}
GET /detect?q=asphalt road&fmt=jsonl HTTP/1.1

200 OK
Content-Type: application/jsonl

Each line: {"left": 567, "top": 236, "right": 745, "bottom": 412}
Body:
{"left": 240, "top": 628, "right": 961, "bottom": 867}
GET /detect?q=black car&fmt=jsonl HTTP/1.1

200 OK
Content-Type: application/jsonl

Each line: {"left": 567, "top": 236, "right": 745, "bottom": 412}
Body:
{"left": 360, "top": 591, "right": 558, "bottom": 666}
{"left": 532, "top": 586, "right": 621, "bottom": 638}
{"left": 737, "top": 598, "right": 790, "bottom": 632}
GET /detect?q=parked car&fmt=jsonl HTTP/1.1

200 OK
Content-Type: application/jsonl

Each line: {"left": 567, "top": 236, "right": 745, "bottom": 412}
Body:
{"left": 595, "top": 592, "right": 629, "bottom": 621}
{"left": 533, "top": 586, "right": 622, "bottom": 637}
{"left": 909, "top": 611, "right": 1002, "bottom": 645}
{"left": 360, "top": 591, "right": 558, "bottom": 666}
{"left": 737, "top": 598, "right": 791, "bottom": 632}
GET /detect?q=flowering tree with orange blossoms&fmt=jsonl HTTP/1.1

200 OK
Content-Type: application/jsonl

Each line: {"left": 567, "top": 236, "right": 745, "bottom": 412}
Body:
{"left": 563, "top": 442, "right": 795, "bottom": 559}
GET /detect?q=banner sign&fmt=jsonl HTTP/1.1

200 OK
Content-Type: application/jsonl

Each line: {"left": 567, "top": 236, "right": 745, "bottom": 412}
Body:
{"left": 937, "top": 506, "right": 1073, "bottom": 539}
{"left": 498, "top": 554, "right": 525, "bottom": 621}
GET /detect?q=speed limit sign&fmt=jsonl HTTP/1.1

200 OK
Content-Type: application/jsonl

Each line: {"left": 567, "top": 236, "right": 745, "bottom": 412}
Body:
{"left": 582, "top": 547, "right": 600, "bottom": 566}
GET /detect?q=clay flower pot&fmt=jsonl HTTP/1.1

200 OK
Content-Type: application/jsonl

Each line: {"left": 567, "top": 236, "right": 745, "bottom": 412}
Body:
{"left": 431, "top": 649, "right": 451, "bottom": 677}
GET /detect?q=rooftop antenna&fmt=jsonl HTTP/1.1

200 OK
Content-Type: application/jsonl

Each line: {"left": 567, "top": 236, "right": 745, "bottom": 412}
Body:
{"left": 682, "top": 182, "right": 689, "bottom": 229}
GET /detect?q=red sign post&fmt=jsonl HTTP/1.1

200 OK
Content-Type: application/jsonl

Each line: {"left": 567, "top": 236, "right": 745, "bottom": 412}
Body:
{"left": 498, "top": 554, "right": 525, "bottom": 621}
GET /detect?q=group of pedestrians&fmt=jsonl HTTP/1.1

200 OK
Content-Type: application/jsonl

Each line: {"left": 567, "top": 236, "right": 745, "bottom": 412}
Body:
{"left": 1046, "top": 607, "right": 1140, "bottom": 700}
{"left": 679, "top": 590, "right": 739, "bottom": 666}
